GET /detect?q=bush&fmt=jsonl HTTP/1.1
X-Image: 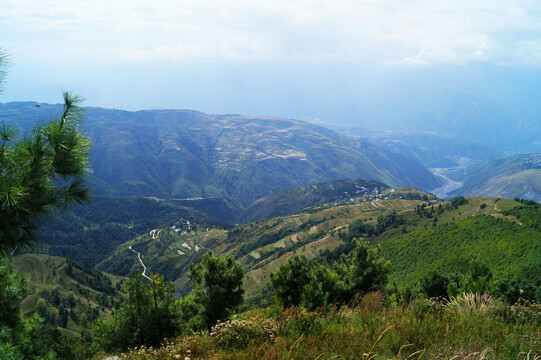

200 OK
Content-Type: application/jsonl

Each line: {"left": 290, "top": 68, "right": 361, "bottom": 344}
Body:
{"left": 492, "top": 278, "right": 538, "bottom": 304}
{"left": 360, "top": 291, "right": 387, "bottom": 313}
{"left": 509, "top": 299, "right": 541, "bottom": 326}
{"left": 274, "top": 307, "right": 322, "bottom": 336}
{"left": 419, "top": 271, "right": 450, "bottom": 299}
{"left": 210, "top": 317, "right": 276, "bottom": 349}
{"left": 446, "top": 292, "right": 497, "bottom": 316}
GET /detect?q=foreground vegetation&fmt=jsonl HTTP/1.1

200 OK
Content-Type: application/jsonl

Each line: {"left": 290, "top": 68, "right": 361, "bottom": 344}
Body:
{"left": 112, "top": 292, "right": 541, "bottom": 360}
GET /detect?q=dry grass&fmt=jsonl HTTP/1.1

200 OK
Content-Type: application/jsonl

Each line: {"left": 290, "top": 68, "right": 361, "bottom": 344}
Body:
{"left": 114, "top": 294, "right": 541, "bottom": 360}
{"left": 446, "top": 292, "right": 497, "bottom": 315}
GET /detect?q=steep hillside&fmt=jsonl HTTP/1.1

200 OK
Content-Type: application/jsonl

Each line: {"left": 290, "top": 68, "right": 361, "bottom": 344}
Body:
{"left": 11, "top": 254, "right": 125, "bottom": 335}
{"left": 98, "top": 193, "right": 534, "bottom": 305}
{"left": 236, "top": 179, "right": 389, "bottom": 223}
{"left": 96, "top": 188, "right": 447, "bottom": 296}
{"left": 167, "top": 197, "right": 242, "bottom": 223}
{"left": 448, "top": 154, "right": 541, "bottom": 202}
{"left": 97, "top": 188, "right": 432, "bottom": 279}
{"left": 0, "top": 102, "right": 442, "bottom": 206}
{"left": 35, "top": 195, "right": 220, "bottom": 266}
{"left": 380, "top": 213, "right": 541, "bottom": 288}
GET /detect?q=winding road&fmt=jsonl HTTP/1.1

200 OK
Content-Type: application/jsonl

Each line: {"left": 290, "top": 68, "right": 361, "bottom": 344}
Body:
{"left": 128, "top": 245, "right": 151, "bottom": 280}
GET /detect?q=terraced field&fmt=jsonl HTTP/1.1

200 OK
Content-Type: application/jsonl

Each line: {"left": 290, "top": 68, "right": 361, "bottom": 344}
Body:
{"left": 97, "top": 189, "right": 529, "bottom": 305}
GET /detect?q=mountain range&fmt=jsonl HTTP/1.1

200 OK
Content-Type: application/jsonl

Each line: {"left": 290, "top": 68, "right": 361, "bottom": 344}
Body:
{"left": 1, "top": 88, "right": 540, "bottom": 360}
{"left": 340, "top": 129, "right": 503, "bottom": 169}
{"left": 1, "top": 102, "right": 442, "bottom": 207}
{"left": 4, "top": 101, "right": 541, "bottom": 205}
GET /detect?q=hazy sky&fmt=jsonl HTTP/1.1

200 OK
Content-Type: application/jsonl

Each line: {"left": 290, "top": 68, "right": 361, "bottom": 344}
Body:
{"left": 2, "top": 0, "right": 541, "bottom": 126}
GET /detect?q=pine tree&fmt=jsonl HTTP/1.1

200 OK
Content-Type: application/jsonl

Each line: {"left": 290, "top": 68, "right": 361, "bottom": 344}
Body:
{"left": 0, "top": 49, "right": 92, "bottom": 359}
{"left": 189, "top": 251, "right": 244, "bottom": 329}
{"left": 0, "top": 90, "right": 91, "bottom": 252}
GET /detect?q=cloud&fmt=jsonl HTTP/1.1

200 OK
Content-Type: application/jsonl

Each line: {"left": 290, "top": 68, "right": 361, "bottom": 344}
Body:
{"left": 2, "top": 0, "right": 541, "bottom": 66}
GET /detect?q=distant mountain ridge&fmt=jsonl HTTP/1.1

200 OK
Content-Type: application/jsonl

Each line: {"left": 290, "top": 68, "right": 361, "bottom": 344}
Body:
{"left": 0, "top": 102, "right": 442, "bottom": 206}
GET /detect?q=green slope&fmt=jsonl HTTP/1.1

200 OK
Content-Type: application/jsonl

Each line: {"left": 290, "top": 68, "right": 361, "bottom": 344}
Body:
{"left": 97, "top": 189, "right": 536, "bottom": 306}
{"left": 97, "top": 188, "right": 435, "bottom": 298}
{"left": 11, "top": 254, "right": 125, "bottom": 335}
{"left": 380, "top": 214, "right": 541, "bottom": 287}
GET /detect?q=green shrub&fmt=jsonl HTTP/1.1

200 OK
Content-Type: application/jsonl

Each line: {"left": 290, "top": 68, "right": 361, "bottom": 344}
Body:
{"left": 508, "top": 299, "right": 541, "bottom": 326}
{"left": 419, "top": 271, "right": 450, "bottom": 299}
{"left": 210, "top": 317, "right": 276, "bottom": 349}
{"left": 273, "top": 307, "right": 322, "bottom": 336}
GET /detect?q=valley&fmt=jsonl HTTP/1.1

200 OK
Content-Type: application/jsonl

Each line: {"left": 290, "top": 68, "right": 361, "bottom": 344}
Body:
{"left": 1, "top": 102, "right": 539, "bottom": 359}
{"left": 4, "top": 3, "right": 541, "bottom": 357}
{"left": 428, "top": 167, "right": 464, "bottom": 199}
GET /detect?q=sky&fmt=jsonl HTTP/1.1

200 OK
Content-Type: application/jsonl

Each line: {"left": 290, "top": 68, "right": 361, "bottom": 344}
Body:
{"left": 2, "top": 0, "right": 541, "bottom": 128}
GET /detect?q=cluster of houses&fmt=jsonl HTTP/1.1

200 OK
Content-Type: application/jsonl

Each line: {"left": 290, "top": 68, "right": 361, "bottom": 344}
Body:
{"left": 170, "top": 218, "right": 192, "bottom": 233}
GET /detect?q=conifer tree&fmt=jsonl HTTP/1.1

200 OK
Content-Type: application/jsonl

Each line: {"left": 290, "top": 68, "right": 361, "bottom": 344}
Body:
{"left": 0, "top": 49, "right": 92, "bottom": 359}
{"left": 189, "top": 251, "right": 244, "bottom": 329}
{"left": 0, "top": 89, "right": 91, "bottom": 252}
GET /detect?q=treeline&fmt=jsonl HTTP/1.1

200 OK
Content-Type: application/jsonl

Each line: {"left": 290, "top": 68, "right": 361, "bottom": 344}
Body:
{"left": 503, "top": 201, "right": 541, "bottom": 231}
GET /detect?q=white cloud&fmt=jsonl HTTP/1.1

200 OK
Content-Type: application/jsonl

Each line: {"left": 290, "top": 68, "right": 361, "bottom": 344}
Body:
{"left": 2, "top": 0, "right": 541, "bottom": 66}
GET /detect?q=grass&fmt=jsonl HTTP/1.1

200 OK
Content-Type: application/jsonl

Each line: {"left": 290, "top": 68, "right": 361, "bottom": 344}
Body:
{"left": 108, "top": 292, "right": 540, "bottom": 360}
{"left": 11, "top": 254, "right": 125, "bottom": 334}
